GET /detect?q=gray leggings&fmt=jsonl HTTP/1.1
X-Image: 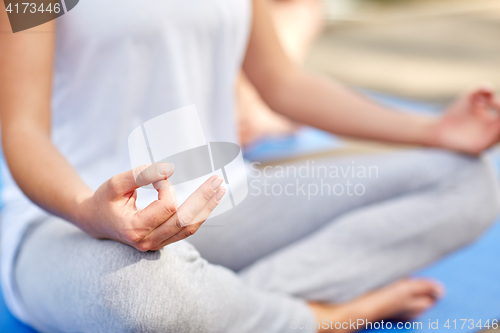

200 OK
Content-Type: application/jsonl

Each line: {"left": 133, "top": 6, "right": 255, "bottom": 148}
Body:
{"left": 15, "top": 149, "right": 500, "bottom": 333}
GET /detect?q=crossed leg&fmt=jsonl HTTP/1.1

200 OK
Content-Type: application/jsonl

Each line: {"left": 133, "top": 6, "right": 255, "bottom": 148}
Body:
{"left": 191, "top": 149, "right": 500, "bottom": 330}
{"left": 15, "top": 150, "right": 500, "bottom": 332}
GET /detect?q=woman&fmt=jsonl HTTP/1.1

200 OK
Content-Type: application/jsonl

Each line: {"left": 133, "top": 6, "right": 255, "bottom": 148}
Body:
{"left": 1, "top": 0, "right": 500, "bottom": 332}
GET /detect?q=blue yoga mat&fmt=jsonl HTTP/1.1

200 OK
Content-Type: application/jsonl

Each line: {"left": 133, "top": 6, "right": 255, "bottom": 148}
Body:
{"left": 363, "top": 151, "right": 500, "bottom": 332}
{"left": 362, "top": 216, "right": 500, "bottom": 332}
{"left": 0, "top": 289, "right": 36, "bottom": 333}
{"left": 243, "top": 126, "right": 344, "bottom": 163}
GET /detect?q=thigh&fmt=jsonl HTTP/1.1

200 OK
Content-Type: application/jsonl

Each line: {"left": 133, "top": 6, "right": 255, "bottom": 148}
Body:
{"left": 15, "top": 218, "right": 314, "bottom": 333}
{"left": 190, "top": 149, "right": 474, "bottom": 271}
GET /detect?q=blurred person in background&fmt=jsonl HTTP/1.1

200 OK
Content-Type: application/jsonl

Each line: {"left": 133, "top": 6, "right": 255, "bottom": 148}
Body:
{"left": 238, "top": 0, "right": 323, "bottom": 145}
{"left": 1, "top": 0, "right": 500, "bottom": 332}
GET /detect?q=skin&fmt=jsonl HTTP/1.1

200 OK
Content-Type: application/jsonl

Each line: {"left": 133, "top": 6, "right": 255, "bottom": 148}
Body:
{"left": 1, "top": 0, "right": 500, "bottom": 331}
{"left": 308, "top": 279, "right": 444, "bottom": 333}
{"left": 238, "top": 0, "right": 322, "bottom": 145}
{"left": 0, "top": 14, "right": 226, "bottom": 253}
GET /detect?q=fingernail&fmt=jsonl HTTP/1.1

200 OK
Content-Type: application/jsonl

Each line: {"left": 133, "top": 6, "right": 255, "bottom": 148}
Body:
{"left": 211, "top": 177, "right": 223, "bottom": 190}
{"left": 159, "top": 163, "right": 174, "bottom": 176}
{"left": 215, "top": 187, "right": 226, "bottom": 202}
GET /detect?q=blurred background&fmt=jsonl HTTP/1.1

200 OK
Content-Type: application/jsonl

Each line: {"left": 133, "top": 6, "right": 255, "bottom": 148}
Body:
{"left": 311, "top": 0, "right": 500, "bottom": 102}
{"left": 242, "top": 0, "right": 500, "bottom": 161}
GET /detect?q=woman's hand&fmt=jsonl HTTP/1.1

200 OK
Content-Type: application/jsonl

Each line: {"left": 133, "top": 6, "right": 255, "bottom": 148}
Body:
{"left": 432, "top": 87, "right": 500, "bottom": 155}
{"left": 76, "top": 162, "right": 226, "bottom": 251}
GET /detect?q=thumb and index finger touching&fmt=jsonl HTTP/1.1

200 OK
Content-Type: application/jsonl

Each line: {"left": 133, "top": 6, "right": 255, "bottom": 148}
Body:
{"left": 468, "top": 86, "right": 500, "bottom": 121}
{"left": 113, "top": 162, "right": 176, "bottom": 202}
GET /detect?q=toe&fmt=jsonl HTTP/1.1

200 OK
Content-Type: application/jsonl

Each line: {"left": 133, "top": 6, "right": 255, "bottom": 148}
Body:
{"left": 407, "top": 279, "right": 445, "bottom": 299}
{"left": 399, "top": 296, "right": 436, "bottom": 320}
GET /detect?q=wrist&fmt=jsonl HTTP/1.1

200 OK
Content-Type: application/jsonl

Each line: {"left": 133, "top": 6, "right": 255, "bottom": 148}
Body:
{"left": 415, "top": 115, "right": 440, "bottom": 148}
{"left": 72, "top": 190, "right": 95, "bottom": 230}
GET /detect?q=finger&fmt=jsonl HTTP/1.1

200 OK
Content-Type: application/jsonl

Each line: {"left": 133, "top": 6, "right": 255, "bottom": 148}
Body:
{"left": 108, "top": 162, "right": 174, "bottom": 196}
{"left": 135, "top": 162, "right": 174, "bottom": 188}
{"left": 155, "top": 162, "right": 177, "bottom": 207}
{"left": 149, "top": 187, "right": 226, "bottom": 250}
{"left": 136, "top": 174, "right": 222, "bottom": 233}
{"left": 134, "top": 164, "right": 177, "bottom": 231}
{"left": 467, "top": 83, "right": 494, "bottom": 97}
{"left": 137, "top": 175, "right": 224, "bottom": 250}
{"left": 470, "top": 88, "right": 491, "bottom": 108}
{"left": 190, "top": 186, "right": 226, "bottom": 227}
{"left": 151, "top": 223, "right": 201, "bottom": 250}
{"left": 472, "top": 97, "right": 497, "bottom": 121}
{"left": 158, "top": 180, "right": 177, "bottom": 208}
{"left": 175, "top": 175, "right": 224, "bottom": 227}
{"left": 490, "top": 97, "right": 500, "bottom": 111}
{"left": 137, "top": 188, "right": 178, "bottom": 231}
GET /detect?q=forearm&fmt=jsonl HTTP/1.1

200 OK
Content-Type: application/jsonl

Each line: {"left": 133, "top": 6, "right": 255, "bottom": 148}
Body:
{"left": 2, "top": 126, "right": 93, "bottom": 225}
{"left": 265, "top": 70, "right": 439, "bottom": 146}
{"left": 0, "top": 16, "right": 92, "bottom": 226}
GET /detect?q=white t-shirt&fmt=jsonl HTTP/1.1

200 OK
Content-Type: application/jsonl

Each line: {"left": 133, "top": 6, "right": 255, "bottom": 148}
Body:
{"left": 1, "top": 0, "right": 251, "bottom": 323}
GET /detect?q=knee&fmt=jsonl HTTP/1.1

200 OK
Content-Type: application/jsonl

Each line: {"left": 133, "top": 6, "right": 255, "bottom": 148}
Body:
{"left": 439, "top": 153, "right": 500, "bottom": 238}
{"left": 96, "top": 242, "right": 213, "bottom": 333}
{"left": 17, "top": 223, "right": 216, "bottom": 333}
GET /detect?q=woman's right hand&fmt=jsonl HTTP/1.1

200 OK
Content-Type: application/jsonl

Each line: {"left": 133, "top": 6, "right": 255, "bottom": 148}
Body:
{"left": 76, "top": 162, "right": 226, "bottom": 251}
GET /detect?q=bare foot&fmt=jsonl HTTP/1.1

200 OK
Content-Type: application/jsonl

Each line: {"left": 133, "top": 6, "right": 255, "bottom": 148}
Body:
{"left": 308, "top": 278, "right": 445, "bottom": 333}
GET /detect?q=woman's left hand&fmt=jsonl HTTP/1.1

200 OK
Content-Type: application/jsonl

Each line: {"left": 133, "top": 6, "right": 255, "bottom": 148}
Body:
{"left": 433, "top": 86, "right": 500, "bottom": 155}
